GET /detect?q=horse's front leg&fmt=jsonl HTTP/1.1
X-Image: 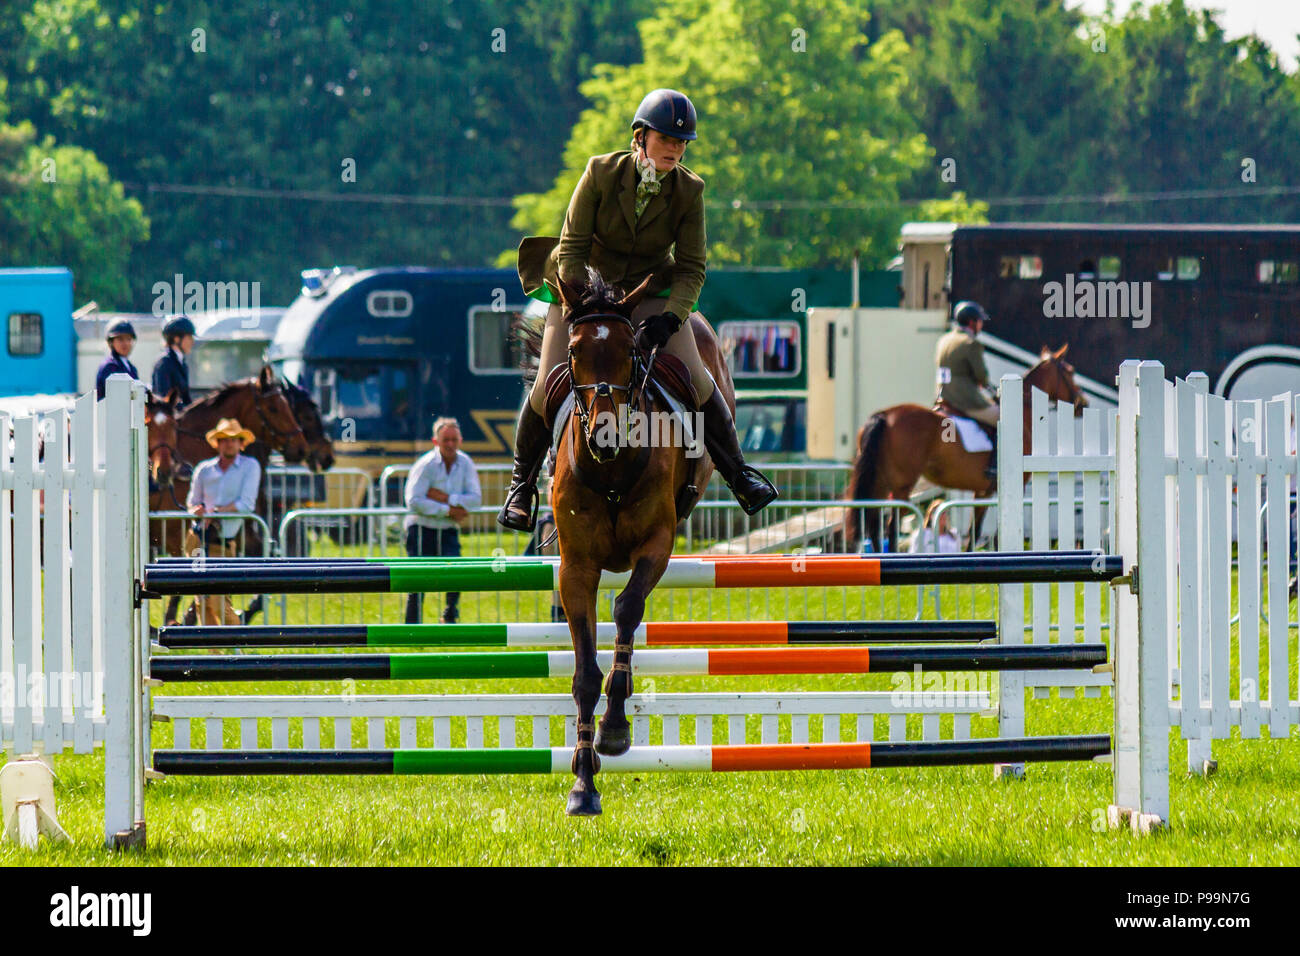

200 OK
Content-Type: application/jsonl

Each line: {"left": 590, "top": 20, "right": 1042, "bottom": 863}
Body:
{"left": 560, "top": 561, "right": 604, "bottom": 816}
{"left": 596, "top": 548, "right": 669, "bottom": 757}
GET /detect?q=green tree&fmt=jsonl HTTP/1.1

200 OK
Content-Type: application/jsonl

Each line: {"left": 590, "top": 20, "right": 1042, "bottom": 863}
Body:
{"left": 895, "top": 0, "right": 1112, "bottom": 218}
{"left": 3, "top": 0, "right": 656, "bottom": 306}
{"left": 0, "top": 127, "right": 150, "bottom": 305}
{"left": 507, "top": 0, "right": 932, "bottom": 269}
{"left": 1094, "top": 0, "right": 1300, "bottom": 222}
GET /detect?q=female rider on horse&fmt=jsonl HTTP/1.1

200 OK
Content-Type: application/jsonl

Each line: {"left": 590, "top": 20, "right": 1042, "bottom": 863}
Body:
{"left": 500, "top": 88, "right": 779, "bottom": 531}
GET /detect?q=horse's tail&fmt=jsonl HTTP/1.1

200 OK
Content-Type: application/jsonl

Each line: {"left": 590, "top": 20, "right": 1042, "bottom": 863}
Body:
{"left": 843, "top": 413, "right": 888, "bottom": 552}
{"left": 515, "top": 314, "right": 546, "bottom": 390}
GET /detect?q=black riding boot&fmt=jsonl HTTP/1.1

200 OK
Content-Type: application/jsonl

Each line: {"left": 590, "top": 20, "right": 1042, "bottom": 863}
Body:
{"left": 497, "top": 401, "right": 552, "bottom": 532}
{"left": 984, "top": 429, "right": 998, "bottom": 480}
{"left": 700, "top": 389, "right": 778, "bottom": 515}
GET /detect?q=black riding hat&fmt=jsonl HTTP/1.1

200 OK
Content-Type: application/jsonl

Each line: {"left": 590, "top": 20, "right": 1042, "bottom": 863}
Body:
{"left": 162, "top": 314, "right": 197, "bottom": 340}
{"left": 953, "top": 301, "right": 990, "bottom": 327}
{"left": 631, "top": 89, "right": 697, "bottom": 141}
{"left": 105, "top": 319, "right": 137, "bottom": 340}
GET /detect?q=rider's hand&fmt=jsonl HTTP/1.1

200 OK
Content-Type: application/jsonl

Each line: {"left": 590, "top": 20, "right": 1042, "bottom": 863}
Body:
{"left": 635, "top": 312, "right": 682, "bottom": 353}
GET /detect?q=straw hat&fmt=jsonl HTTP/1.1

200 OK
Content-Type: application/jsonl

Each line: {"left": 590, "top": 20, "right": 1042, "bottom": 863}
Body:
{"left": 205, "top": 418, "right": 255, "bottom": 448}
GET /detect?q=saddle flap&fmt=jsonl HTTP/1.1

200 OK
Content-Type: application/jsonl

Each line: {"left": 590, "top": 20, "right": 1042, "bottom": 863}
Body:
{"left": 543, "top": 364, "right": 572, "bottom": 431}
{"left": 648, "top": 353, "right": 700, "bottom": 410}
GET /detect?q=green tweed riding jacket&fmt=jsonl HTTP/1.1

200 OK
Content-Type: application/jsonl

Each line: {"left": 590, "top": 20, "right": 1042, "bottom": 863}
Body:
{"left": 516, "top": 150, "right": 707, "bottom": 323}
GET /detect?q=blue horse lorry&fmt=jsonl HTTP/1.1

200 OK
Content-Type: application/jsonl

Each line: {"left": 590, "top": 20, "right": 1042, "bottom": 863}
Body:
{"left": 267, "top": 266, "right": 883, "bottom": 504}
{"left": 0, "top": 268, "right": 76, "bottom": 398}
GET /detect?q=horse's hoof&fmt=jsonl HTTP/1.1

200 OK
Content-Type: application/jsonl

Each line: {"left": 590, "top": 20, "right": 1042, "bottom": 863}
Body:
{"left": 566, "top": 787, "right": 602, "bottom": 816}
{"left": 594, "top": 723, "right": 631, "bottom": 757}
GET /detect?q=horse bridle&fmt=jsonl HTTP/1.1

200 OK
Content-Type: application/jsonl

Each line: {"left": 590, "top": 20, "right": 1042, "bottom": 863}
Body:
{"left": 145, "top": 407, "right": 181, "bottom": 481}
{"left": 168, "top": 384, "right": 308, "bottom": 485}
{"left": 566, "top": 311, "right": 651, "bottom": 454}
{"left": 250, "top": 383, "right": 308, "bottom": 449}
{"left": 1043, "top": 355, "right": 1087, "bottom": 411}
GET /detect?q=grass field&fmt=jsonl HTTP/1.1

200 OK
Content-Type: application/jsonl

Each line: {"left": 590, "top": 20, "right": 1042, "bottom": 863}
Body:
{"left": 8, "top": 535, "right": 1299, "bottom": 866}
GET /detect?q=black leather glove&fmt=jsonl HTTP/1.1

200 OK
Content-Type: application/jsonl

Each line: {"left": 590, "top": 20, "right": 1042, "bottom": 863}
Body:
{"left": 636, "top": 311, "right": 682, "bottom": 353}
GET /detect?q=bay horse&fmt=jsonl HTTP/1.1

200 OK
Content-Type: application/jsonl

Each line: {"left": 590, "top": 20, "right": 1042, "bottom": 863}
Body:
{"left": 150, "top": 366, "right": 310, "bottom": 625}
{"left": 542, "top": 271, "right": 727, "bottom": 816}
{"left": 145, "top": 392, "right": 180, "bottom": 489}
{"left": 843, "top": 345, "right": 1087, "bottom": 553}
{"left": 238, "top": 379, "right": 336, "bottom": 617}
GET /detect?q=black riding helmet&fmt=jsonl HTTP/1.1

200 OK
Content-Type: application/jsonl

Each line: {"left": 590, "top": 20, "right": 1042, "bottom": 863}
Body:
{"left": 631, "top": 89, "right": 697, "bottom": 142}
{"left": 162, "top": 314, "right": 197, "bottom": 341}
{"left": 105, "top": 319, "right": 137, "bottom": 340}
{"left": 952, "top": 301, "right": 990, "bottom": 327}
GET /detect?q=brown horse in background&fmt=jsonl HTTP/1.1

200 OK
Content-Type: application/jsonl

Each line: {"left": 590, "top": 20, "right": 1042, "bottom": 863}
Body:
{"left": 150, "top": 366, "right": 310, "bottom": 624}
{"left": 843, "top": 346, "right": 1087, "bottom": 553}
{"left": 241, "top": 378, "right": 336, "bottom": 553}
{"left": 145, "top": 392, "right": 180, "bottom": 489}
{"left": 237, "top": 378, "right": 336, "bottom": 618}
{"left": 543, "top": 271, "right": 726, "bottom": 816}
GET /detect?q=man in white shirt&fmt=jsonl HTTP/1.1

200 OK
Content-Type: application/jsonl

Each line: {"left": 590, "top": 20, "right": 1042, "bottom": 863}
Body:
{"left": 404, "top": 417, "right": 482, "bottom": 623}
{"left": 184, "top": 418, "right": 262, "bottom": 624}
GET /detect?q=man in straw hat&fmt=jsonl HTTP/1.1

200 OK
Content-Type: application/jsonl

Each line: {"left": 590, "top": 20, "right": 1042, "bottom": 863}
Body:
{"left": 183, "top": 418, "right": 262, "bottom": 625}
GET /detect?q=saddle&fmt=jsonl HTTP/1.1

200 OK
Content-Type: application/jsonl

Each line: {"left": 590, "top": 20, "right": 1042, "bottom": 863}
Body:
{"left": 936, "top": 400, "right": 996, "bottom": 440}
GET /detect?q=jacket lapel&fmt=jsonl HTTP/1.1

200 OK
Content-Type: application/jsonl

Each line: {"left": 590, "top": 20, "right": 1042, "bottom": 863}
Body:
{"left": 618, "top": 157, "right": 637, "bottom": 234}
{"left": 636, "top": 170, "right": 675, "bottom": 233}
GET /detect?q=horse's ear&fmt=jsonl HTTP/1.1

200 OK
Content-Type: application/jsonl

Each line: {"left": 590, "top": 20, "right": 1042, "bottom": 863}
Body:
{"left": 258, "top": 365, "right": 274, "bottom": 390}
{"left": 1039, "top": 345, "right": 1051, "bottom": 360}
{"left": 617, "top": 275, "right": 655, "bottom": 314}
{"left": 1053, "top": 344, "right": 1069, "bottom": 360}
{"left": 164, "top": 388, "right": 178, "bottom": 410}
{"left": 555, "top": 276, "right": 584, "bottom": 310}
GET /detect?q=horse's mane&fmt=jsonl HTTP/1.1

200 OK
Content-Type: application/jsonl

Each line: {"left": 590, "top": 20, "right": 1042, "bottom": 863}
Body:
{"left": 188, "top": 379, "right": 249, "bottom": 409}
{"left": 516, "top": 267, "right": 627, "bottom": 389}
{"left": 568, "top": 267, "right": 624, "bottom": 316}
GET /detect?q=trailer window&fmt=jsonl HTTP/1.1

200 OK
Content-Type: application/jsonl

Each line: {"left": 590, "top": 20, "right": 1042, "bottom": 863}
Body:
{"left": 998, "top": 255, "right": 1042, "bottom": 280}
{"left": 1159, "top": 256, "right": 1201, "bottom": 280}
{"left": 1258, "top": 260, "right": 1298, "bottom": 283}
{"left": 366, "top": 290, "right": 413, "bottom": 318}
{"left": 735, "top": 402, "right": 790, "bottom": 453}
{"left": 469, "top": 306, "right": 527, "bottom": 374}
{"left": 334, "top": 368, "right": 384, "bottom": 420}
{"left": 718, "top": 320, "right": 801, "bottom": 379}
{"left": 7, "top": 312, "right": 42, "bottom": 356}
{"left": 1098, "top": 256, "right": 1121, "bottom": 280}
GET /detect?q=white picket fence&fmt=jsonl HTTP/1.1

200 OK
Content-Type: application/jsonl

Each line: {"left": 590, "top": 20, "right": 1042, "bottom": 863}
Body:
{"left": 0, "top": 378, "right": 146, "bottom": 758}
{"left": 996, "top": 372, "right": 1117, "bottom": 762}
{"left": 5, "top": 364, "right": 1299, "bottom": 841}
{"left": 1107, "top": 360, "right": 1300, "bottom": 828}
{"left": 0, "top": 377, "right": 146, "bottom": 845}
